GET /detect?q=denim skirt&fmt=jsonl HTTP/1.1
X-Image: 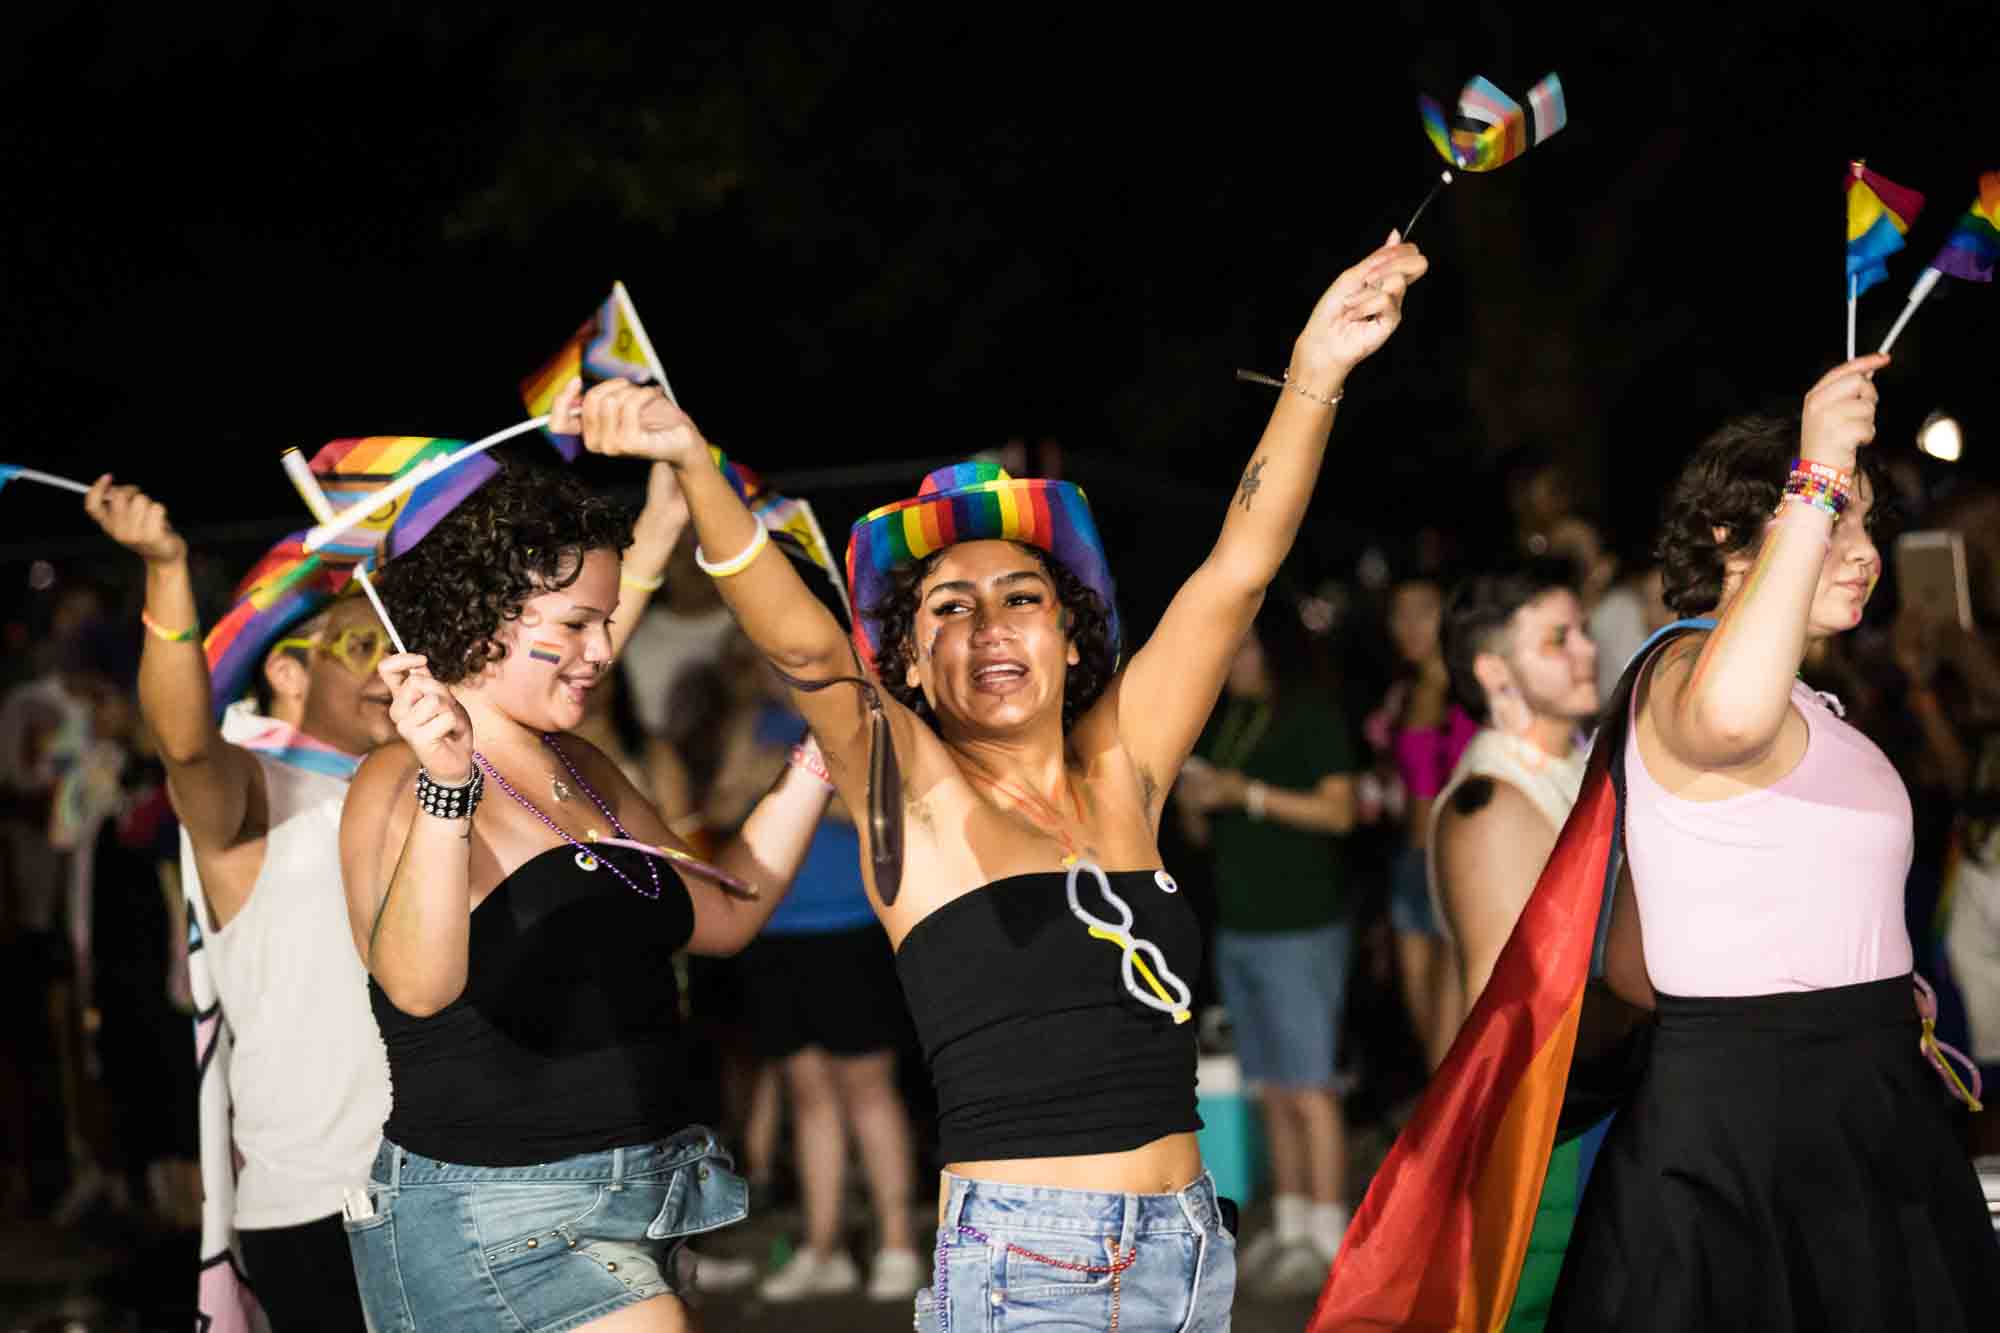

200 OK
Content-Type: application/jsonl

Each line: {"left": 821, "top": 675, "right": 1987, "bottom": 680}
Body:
{"left": 917, "top": 1170, "right": 1237, "bottom": 1332}
{"left": 343, "top": 1127, "right": 747, "bottom": 1333}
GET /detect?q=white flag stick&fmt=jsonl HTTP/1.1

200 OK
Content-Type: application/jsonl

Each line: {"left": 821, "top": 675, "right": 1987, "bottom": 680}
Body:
{"left": 281, "top": 449, "right": 408, "bottom": 654}
{"left": 1878, "top": 267, "right": 1943, "bottom": 356}
{"left": 2, "top": 466, "right": 92, "bottom": 495}
{"left": 1846, "top": 273, "right": 1858, "bottom": 361}
{"left": 302, "top": 416, "right": 550, "bottom": 554}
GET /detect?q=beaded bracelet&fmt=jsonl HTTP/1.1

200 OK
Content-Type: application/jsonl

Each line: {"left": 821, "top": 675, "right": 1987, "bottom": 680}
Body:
{"left": 694, "top": 523, "right": 769, "bottom": 578}
{"left": 620, "top": 569, "right": 666, "bottom": 593}
{"left": 1780, "top": 466, "right": 1851, "bottom": 519}
{"left": 788, "top": 742, "right": 833, "bottom": 789}
{"left": 415, "top": 765, "right": 483, "bottom": 820}
{"left": 140, "top": 609, "right": 198, "bottom": 644}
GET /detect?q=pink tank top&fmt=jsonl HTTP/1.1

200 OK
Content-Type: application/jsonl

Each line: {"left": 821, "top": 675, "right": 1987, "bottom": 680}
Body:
{"left": 1623, "top": 678, "right": 1913, "bottom": 996}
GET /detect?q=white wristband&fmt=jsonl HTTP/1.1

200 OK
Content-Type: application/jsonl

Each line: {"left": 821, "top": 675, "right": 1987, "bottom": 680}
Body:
{"left": 1244, "top": 781, "right": 1268, "bottom": 821}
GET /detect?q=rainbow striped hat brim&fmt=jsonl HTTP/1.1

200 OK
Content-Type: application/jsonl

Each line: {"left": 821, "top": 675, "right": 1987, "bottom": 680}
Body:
{"left": 844, "top": 461, "right": 1119, "bottom": 671}
{"left": 203, "top": 532, "right": 353, "bottom": 719}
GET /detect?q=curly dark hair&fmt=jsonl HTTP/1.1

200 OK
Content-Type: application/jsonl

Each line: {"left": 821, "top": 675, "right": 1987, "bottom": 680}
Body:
{"left": 1656, "top": 414, "right": 1896, "bottom": 616}
{"left": 375, "top": 460, "right": 635, "bottom": 684}
{"left": 1442, "top": 559, "right": 1577, "bottom": 723}
{"left": 868, "top": 542, "right": 1118, "bottom": 732}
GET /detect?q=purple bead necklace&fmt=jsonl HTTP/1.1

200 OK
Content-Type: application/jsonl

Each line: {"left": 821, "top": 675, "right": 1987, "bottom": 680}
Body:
{"left": 473, "top": 734, "right": 662, "bottom": 901}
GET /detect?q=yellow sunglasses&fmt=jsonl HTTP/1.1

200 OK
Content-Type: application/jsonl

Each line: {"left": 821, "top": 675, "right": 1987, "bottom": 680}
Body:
{"left": 274, "top": 626, "right": 392, "bottom": 678}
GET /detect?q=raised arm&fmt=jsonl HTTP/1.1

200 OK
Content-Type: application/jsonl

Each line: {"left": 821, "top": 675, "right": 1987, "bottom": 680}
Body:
{"left": 1111, "top": 236, "right": 1429, "bottom": 801}
{"left": 572, "top": 381, "right": 912, "bottom": 842}
{"left": 546, "top": 382, "right": 692, "bottom": 662}
{"left": 1651, "top": 355, "right": 1886, "bottom": 770}
{"left": 343, "top": 652, "right": 476, "bottom": 1016}
{"left": 81, "top": 479, "right": 263, "bottom": 864}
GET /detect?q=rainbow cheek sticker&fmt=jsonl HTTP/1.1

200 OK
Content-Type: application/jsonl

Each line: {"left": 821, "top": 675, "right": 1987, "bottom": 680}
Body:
{"left": 527, "top": 640, "right": 563, "bottom": 665}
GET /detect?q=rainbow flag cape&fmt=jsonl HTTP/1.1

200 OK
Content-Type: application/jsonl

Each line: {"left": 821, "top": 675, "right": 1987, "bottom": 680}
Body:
{"left": 1420, "top": 74, "right": 1566, "bottom": 173}
{"left": 1930, "top": 171, "right": 2000, "bottom": 284}
{"left": 521, "top": 280, "right": 676, "bottom": 436}
{"left": 1846, "top": 163, "right": 1926, "bottom": 297}
{"left": 1309, "top": 621, "right": 1709, "bottom": 1332}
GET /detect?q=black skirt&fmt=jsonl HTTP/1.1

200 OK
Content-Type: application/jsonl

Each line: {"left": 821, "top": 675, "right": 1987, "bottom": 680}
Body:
{"left": 1549, "top": 974, "right": 2000, "bottom": 1332}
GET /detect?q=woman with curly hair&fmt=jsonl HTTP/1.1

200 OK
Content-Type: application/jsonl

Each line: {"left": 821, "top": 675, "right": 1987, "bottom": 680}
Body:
{"left": 338, "top": 450, "right": 834, "bottom": 1333}
{"left": 580, "top": 234, "right": 1427, "bottom": 1330}
{"left": 1546, "top": 354, "right": 2000, "bottom": 1330}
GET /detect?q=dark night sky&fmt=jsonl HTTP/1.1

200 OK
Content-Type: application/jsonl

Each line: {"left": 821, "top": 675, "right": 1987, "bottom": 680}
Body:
{"left": 3, "top": 3, "right": 1995, "bottom": 630}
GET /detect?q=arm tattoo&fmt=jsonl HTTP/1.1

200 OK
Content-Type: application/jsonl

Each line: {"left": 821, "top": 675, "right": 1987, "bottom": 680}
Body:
{"left": 1237, "top": 457, "right": 1267, "bottom": 511}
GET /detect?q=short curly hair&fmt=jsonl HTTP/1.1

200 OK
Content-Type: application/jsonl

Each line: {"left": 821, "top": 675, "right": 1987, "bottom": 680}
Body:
{"left": 868, "top": 542, "right": 1118, "bottom": 732}
{"left": 1657, "top": 414, "right": 1895, "bottom": 616}
{"left": 1442, "top": 560, "right": 1577, "bottom": 723}
{"left": 376, "top": 460, "right": 634, "bottom": 684}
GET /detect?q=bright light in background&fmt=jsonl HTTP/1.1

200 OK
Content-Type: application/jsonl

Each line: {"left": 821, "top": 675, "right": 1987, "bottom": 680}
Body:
{"left": 1919, "top": 412, "right": 1962, "bottom": 463}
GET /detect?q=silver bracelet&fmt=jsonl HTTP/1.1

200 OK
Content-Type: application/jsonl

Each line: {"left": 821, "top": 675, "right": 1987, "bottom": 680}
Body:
{"left": 415, "top": 765, "right": 483, "bottom": 820}
{"left": 1283, "top": 369, "right": 1345, "bottom": 407}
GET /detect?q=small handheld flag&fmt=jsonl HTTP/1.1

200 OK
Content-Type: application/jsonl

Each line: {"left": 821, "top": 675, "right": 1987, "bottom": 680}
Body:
{"left": 521, "top": 281, "right": 678, "bottom": 438}
{"left": 1878, "top": 170, "right": 2000, "bottom": 354}
{"left": 1407, "top": 73, "right": 1566, "bottom": 235}
{"left": 708, "top": 444, "right": 853, "bottom": 619}
{"left": 1845, "top": 161, "right": 1926, "bottom": 356}
{"left": 301, "top": 416, "right": 551, "bottom": 555}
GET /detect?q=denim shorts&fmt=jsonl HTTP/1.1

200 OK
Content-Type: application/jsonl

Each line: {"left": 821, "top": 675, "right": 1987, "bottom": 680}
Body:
{"left": 916, "top": 1170, "right": 1236, "bottom": 1332}
{"left": 1387, "top": 843, "right": 1441, "bottom": 936}
{"left": 1213, "top": 923, "right": 1353, "bottom": 1089}
{"left": 343, "top": 1127, "right": 747, "bottom": 1333}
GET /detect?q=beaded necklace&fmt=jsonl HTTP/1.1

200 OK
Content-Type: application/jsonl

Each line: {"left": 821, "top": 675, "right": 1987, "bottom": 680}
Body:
{"left": 474, "top": 735, "right": 662, "bottom": 901}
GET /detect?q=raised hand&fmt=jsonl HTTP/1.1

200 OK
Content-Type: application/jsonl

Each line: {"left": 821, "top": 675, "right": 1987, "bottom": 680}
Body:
{"left": 577, "top": 379, "right": 707, "bottom": 468}
{"left": 1800, "top": 354, "right": 1890, "bottom": 472}
{"left": 1292, "top": 233, "right": 1430, "bottom": 390}
{"left": 83, "top": 476, "right": 187, "bottom": 565}
{"left": 380, "top": 653, "right": 474, "bottom": 786}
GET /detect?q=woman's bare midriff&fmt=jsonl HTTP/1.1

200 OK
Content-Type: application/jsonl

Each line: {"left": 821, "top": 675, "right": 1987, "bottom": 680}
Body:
{"left": 936, "top": 1132, "right": 1205, "bottom": 1224}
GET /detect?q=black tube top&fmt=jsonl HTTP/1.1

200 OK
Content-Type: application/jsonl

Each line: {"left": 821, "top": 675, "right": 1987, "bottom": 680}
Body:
{"left": 373, "top": 843, "right": 696, "bottom": 1166}
{"left": 894, "top": 868, "right": 1202, "bottom": 1163}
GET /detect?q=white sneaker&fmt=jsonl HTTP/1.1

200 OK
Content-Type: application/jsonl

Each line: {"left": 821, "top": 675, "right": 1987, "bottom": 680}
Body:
{"left": 688, "top": 1247, "right": 759, "bottom": 1292}
{"left": 1264, "top": 1242, "right": 1330, "bottom": 1297}
{"left": 1234, "top": 1227, "right": 1289, "bottom": 1285}
{"left": 866, "top": 1247, "right": 927, "bottom": 1300}
{"left": 759, "top": 1247, "right": 861, "bottom": 1301}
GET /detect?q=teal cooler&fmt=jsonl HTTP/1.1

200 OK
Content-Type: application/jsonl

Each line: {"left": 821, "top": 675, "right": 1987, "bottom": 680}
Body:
{"left": 1195, "top": 1053, "right": 1267, "bottom": 1206}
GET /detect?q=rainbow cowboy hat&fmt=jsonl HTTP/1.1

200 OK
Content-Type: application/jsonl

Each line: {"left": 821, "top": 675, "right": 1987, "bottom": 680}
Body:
{"left": 845, "top": 460, "right": 1120, "bottom": 671}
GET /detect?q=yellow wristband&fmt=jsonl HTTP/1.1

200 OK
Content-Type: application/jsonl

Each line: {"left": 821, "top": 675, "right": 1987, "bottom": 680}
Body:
{"left": 694, "top": 524, "right": 769, "bottom": 578}
{"left": 141, "top": 609, "right": 198, "bottom": 644}
{"left": 620, "top": 569, "right": 666, "bottom": 593}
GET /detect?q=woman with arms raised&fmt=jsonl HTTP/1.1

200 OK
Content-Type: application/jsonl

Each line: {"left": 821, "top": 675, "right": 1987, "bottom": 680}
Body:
{"left": 1547, "top": 356, "right": 2000, "bottom": 1330}
{"left": 579, "top": 233, "right": 1426, "bottom": 1331}
{"left": 339, "top": 459, "right": 834, "bottom": 1333}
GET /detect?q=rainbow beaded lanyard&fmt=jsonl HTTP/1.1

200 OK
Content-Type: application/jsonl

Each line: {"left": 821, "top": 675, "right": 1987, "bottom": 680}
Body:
{"left": 1066, "top": 860, "right": 1193, "bottom": 1025}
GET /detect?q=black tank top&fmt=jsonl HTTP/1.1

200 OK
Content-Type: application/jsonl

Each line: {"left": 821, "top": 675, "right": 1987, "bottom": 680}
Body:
{"left": 894, "top": 868, "right": 1202, "bottom": 1163}
{"left": 373, "top": 843, "right": 696, "bottom": 1166}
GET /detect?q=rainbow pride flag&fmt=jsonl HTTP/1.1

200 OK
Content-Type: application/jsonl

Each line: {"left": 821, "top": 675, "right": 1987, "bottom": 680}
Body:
{"left": 1420, "top": 74, "right": 1566, "bottom": 173}
{"left": 1846, "top": 163, "right": 1926, "bottom": 296}
{"left": 296, "top": 435, "right": 499, "bottom": 567}
{"left": 521, "top": 280, "right": 675, "bottom": 444}
{"left": 1309, "top": 622, "right": 1709, "bottom": 1332}
{"left": 1931, "top": 171, "right": 2000, "bottom": 284}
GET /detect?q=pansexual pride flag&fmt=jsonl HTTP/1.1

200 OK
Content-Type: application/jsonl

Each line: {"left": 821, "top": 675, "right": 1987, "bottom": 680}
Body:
{"left": 1931, "top": 171, "right": 2000, "bottom": 284}
{"left": 1846, "top": 163, "right": 1926, "bottom": 296}
{"left": 521, "top": 280, "right": 674, "bottom": 434}
{"left": 1420, "top": 74, "right": 1566, "bottom": 173}
{"left": 1308, "top": 623, "right": 1708, "bottom": 1332}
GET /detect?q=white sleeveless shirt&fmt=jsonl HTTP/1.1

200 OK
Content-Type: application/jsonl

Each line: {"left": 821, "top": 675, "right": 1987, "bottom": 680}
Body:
{"left": 181, "top": 716, "right": 389, "bottom": 1229}
{"left": 1425, "top": 727, "right": 1590, "bottom": 948}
